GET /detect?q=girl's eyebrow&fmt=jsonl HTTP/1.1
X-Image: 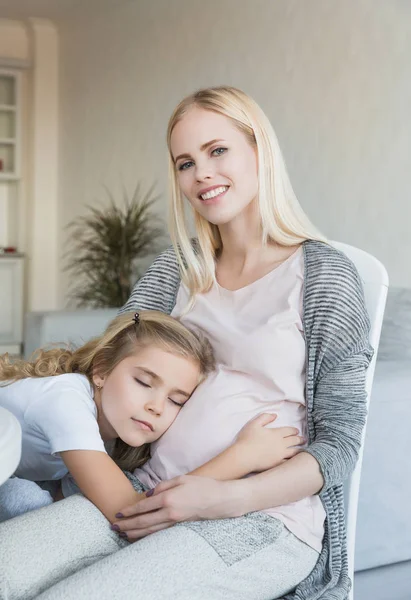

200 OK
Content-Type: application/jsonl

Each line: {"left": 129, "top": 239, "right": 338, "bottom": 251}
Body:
{"left": 135, "top": 366, "right": 160, "bottom": 381}
{"left": 174, "top": 138, "right": 225, "bottom": 163}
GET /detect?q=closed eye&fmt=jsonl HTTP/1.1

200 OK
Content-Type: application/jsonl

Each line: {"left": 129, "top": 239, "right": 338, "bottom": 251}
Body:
{"left": 169, "top": 398, "right": 185, "bottom": 408}
{"left": 135, "top": 378, "right": 151, "bottom": 388}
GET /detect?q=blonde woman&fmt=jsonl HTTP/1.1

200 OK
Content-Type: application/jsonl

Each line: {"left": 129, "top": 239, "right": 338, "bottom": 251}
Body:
{"left": 0, "top": 87, "right": 372, "bottom": 600}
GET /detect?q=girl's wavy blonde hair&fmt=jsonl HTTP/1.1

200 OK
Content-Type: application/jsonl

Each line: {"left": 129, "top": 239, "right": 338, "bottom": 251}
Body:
{"left": 167, "top": 86, "right": 327, "bottom": 302}
{"left": 0, "top": 310, "right": 215, "bottom": 471}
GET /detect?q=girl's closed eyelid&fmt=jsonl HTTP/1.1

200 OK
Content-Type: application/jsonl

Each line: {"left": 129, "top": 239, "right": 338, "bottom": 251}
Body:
{"left": 169, "top": 397, "right": 185, "bottom": 407}
{"left": 135, "top": 378, "right": 151, "bottom": 388}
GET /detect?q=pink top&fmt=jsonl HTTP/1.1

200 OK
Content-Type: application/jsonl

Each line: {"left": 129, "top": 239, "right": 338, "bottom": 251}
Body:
{"left": 135, "top": 247, "right": 325, "bottom": 552}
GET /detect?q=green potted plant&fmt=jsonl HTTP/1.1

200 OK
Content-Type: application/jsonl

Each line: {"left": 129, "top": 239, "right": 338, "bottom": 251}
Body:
{"left": 65, "top": 184, "right": 165, "bottom": 308}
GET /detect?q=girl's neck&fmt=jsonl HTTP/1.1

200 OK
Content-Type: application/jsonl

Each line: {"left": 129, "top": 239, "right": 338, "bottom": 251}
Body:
{"left": 93, "top": 388, "right": 118, "bottom": 442}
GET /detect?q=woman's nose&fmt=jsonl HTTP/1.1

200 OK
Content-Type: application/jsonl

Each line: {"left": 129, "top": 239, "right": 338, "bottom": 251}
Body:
{"left": 195, "top": 161, "right": 214, "bottom": 182}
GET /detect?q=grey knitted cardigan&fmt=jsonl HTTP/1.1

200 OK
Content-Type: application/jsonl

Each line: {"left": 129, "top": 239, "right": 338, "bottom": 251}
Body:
{"left": 121, "top": 239, "right": 373, "bottom": 600}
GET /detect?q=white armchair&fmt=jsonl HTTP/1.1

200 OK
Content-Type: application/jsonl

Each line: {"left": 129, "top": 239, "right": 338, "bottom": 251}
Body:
{"left": 332, "top": 242, "right": 389, "bottom": 599}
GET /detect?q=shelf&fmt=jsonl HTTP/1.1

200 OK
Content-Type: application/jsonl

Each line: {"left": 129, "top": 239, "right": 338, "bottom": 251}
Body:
{"left": 0, "top": 253, "right": 25, "bottom": 258}
{"left": 0, "top": 173, "right": 19, "bottom": 181}
{"left": 0, "top": 139, "right": 16, "bottom": 144}
{"left": 0, "top": 110, "right": 15, "bottom": 139}
{"left": 0, "top": 142, "right": 16, "bottom": 174}
{"left": 0, "top": 75, "right": 15, "bottom": 106}
{"left": 0, "top": 105, "right": 16, "bottom": 111}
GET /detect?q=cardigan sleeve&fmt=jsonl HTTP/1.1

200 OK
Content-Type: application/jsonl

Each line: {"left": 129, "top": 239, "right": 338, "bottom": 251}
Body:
{"left": 118, "top": 246, "right": 180, "bottom": 315}
{"left": 304, "top": 343, "right": 373, "bottom": 490}
{"left": 303, "top": 248, "right": 374, "bottom": 491}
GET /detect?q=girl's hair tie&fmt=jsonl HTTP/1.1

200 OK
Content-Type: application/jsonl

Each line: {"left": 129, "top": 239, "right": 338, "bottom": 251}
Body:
{"left": 133, "top": 312, "right": 140, "bottom": 325}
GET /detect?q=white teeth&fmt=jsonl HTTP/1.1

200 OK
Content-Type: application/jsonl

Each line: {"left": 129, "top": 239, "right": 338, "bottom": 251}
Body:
{"left": 200, "top": 186, "right": 228, "bottom": 201}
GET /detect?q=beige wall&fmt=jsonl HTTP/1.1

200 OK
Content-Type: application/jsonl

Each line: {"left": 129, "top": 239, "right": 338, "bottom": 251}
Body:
{"left": 28, "top": 19, "right": 59, "bottom": 311}
{"left": 58, "top": 0, "right": 411, "bottom": 305}
{"left": 0, "top": 19, "right": 29, "bottom": 59}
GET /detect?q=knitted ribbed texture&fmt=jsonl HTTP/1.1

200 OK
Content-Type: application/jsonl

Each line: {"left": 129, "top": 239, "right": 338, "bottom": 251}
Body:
{"left": 120, "top": 240, "right": 373, "bottom": 600}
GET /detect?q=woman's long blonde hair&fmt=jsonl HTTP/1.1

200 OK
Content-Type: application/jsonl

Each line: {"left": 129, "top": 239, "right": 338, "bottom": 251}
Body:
{"left": 0, "top": 311, "right": 215, "bottom": 471}
{"left": 167, "top": 86, "right": 326, "bottom": 301}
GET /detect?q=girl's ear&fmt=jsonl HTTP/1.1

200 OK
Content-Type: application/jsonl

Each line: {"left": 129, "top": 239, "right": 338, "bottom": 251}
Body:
{"left": 92, "top": 372, "right": 105, "bottom": 389}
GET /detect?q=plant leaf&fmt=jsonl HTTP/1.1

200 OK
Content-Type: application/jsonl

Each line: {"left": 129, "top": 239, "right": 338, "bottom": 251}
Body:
{"left": 64, "top": 183, "right": 166, "bottom": 308}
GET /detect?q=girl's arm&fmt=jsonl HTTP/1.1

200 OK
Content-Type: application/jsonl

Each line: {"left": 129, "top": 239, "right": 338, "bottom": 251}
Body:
{"left": 61, "top": 414, "right": 302, "bottom": 523}
{"left": 190, "top": 413, "right": 302, "bottom": 480}
{"left": 60, "top": 450, "right": 145, "bottom": 523}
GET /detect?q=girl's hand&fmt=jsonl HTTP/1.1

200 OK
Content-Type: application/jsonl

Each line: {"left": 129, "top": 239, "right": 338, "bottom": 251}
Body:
{"left": 112, "top": 476, "right": 247, "bottom": 541}
{"left": 235, "top": 413, "right": 303, "bottom": 473}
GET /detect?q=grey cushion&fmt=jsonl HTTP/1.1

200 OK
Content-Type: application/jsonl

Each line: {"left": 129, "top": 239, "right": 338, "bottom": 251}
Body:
{"left": 355, "top": 359, "right": 411, "bottom": 571}
{"left": 24, "top": 309, "right": 119, "bottom": 358}
{"left": 378, "top": 288, "right": 411, "bottom": 361}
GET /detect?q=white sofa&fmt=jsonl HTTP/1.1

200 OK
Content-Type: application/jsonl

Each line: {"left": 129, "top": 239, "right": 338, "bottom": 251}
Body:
{"left": 23, "top": 288, "right": 411, "bottom": 573}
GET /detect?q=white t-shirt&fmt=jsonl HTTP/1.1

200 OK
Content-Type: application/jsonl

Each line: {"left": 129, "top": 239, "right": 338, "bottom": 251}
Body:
{"left": 135, "top": 247, "right": 325, "bottom": 553}
{"left": 0, "top": 373, "right": 106, "bottom": 481}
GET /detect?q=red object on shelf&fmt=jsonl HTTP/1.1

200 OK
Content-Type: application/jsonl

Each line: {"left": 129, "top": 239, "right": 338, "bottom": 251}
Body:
{"left": 2, "top": 247, "right": 17, "bottom": 253}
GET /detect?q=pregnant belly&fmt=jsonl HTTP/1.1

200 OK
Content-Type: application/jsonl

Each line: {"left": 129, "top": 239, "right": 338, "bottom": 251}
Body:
{"left": 136, "top": 369, "right": 306, "bottom": 487}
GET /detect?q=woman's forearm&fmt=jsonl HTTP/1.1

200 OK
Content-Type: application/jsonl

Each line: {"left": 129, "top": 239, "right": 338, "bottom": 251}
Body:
{"left": 237, "top": 451, "right": 324, "bottom": 515}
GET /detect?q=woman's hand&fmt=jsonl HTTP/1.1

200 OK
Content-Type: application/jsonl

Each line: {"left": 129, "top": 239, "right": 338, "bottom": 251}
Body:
{"left": 235, "top": 413, "right": 303, "bottom": 473}
{"left": 112, "top": 476, "right": 247, "bottom": 541}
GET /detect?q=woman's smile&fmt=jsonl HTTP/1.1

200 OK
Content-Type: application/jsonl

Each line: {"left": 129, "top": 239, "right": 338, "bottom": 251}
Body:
{"left": 198, "top": 185, "right": 230, "bottom": 204}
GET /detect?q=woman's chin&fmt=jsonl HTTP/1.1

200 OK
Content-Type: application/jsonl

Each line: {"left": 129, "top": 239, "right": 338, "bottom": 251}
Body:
{"left": 196, "top": 207, "right": 244, "bottom": 227}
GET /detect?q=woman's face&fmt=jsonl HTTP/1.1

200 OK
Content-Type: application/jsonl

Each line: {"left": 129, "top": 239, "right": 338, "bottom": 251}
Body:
{"left": 170, "top": 107, "right": 259, "bottom": 226}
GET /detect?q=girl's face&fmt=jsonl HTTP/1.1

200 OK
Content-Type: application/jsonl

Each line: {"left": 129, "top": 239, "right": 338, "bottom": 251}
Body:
{"left": 170, "top": 107, "right": 259, "bottom": 226}
{"left": 93, "top": 345, "right": 201, "bottom": 446}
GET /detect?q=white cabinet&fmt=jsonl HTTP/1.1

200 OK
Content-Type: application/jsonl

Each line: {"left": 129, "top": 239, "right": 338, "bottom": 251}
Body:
{"left": 0, "top": 255, "right": 24, "bottom": 354}
{"left": 0, "top": 69, "right": 21, "bottom": 180}
{"left": 0, "top": 68, "right": 24, "bottom": 353}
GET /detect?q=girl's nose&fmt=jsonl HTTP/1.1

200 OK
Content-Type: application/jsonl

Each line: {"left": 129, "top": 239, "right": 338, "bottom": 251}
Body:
{"left": 145, "top": 395, "right": 164, "bottom": 416}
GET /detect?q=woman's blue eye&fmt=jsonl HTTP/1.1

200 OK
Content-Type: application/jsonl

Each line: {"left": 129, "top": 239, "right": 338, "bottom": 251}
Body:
{"left": 178, "top": 160, "right": 194, "bottom": 171}
{"left": 212, "top": 147, "right": 227, "bottom": 156}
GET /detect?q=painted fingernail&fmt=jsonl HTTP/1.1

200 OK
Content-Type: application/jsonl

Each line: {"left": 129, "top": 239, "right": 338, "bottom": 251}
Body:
{"left": 119, "top": 532, "right": 128, "bottom": 539}
{"left": 111, "top": 524, "right": 120, "bottom": 532}
{"left": 146, "top": 489, "right": 154, "bottom": 497}
{"left": 115, "top": 513, "right": 124, "bottom": 519}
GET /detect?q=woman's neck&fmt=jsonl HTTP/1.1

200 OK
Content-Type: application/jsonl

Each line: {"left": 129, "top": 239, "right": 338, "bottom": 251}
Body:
{"left": 215, "top": 207, "right": 301, "bottom": 289}
{"left": 217, "top": 210, "right": 295, "bottom": 269}
{"left": 217, "top": 202, "right": 266, "bottom": 261}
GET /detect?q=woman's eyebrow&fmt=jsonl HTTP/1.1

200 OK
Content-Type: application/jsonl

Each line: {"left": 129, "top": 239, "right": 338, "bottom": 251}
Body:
{"left": 174, "top": 139, "right": 225, "bottom": 163}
